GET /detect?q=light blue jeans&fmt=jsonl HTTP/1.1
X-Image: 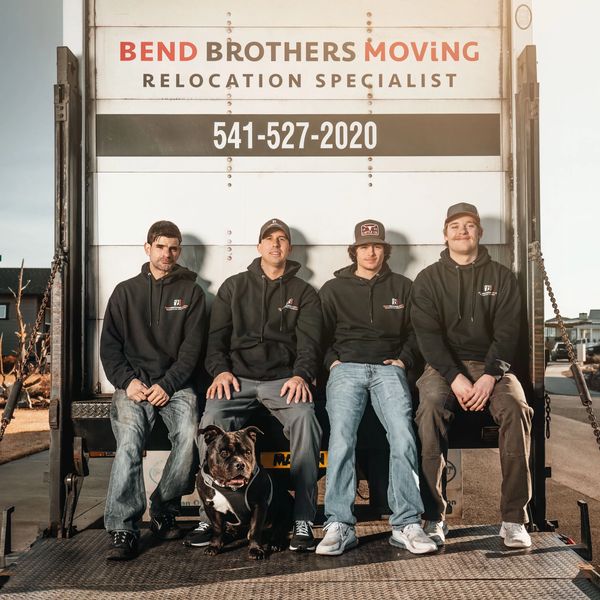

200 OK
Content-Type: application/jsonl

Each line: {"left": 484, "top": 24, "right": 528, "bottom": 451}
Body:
{"left": 324, "top": 363, "right": 424, "bottom": 528}
{"left": 104, "top": 387, "right": 198, "bottom": 534}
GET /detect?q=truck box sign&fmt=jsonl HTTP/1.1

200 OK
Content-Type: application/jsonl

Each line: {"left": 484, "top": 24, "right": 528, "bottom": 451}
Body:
{"left": 87, "top": 1, "right": 531, "bottom": 381}
{"left": 96, "top": 29, "right": 500, "bottom": 100}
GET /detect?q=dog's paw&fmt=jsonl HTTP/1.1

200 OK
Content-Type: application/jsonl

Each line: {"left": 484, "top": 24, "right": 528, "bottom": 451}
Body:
{"left": 248, "top": 545, "right": 267, "bottom": 560}
{"left": 269, "top": 543, "right": 286, "bottom": 553}
{"left": 204, "top": 545, "right": 222, "bottom": 556}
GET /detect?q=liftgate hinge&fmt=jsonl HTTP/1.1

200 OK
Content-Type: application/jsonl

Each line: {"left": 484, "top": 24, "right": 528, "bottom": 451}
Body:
{"left": 55, "top": 84, "right": 68, "bottom": 122}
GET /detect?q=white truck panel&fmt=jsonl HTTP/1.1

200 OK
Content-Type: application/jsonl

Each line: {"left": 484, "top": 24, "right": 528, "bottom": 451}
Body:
{"left": 94, "top": 0, "right": 501, "bottom": 28}
{"left": 93, "top": 171, "right": 506, "bottom": 246}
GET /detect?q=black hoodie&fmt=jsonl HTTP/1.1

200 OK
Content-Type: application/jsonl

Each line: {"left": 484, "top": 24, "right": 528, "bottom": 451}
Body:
{"left": 319, "top": 263, "right": 417, "bottom": 369}
{"left": 100, "top": 263, "right": 207, "bottom": 396}
{"left": 205, "top": 258, "right": 322, "bottom": 383}
{"left": 411, "top": 246, "right": 521, "bottom": 384}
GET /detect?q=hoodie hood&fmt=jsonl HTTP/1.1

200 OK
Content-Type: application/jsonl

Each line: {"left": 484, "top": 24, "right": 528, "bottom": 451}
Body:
{"left": 141, "top": 263, "right": 198, "bottom": 327}
{"left": 247, "top": 257, "right": 301, "bottom": 281}
{"left": 333, "top": 262, "right": 392, "bottom": 281}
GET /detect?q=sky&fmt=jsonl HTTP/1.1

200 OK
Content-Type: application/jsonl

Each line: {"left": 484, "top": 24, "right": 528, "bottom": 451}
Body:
{"left": 0, "top": 0, "right": 598, "bottom": 318}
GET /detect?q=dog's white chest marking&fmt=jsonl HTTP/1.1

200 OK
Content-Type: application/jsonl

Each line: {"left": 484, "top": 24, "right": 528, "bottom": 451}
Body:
{"left": 212, "top": 489, "right": 234, "bottom": 515}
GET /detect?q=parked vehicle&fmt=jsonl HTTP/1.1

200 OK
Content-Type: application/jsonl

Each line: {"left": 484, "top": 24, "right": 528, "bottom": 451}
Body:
{"left": 585, "top": 343, "right": 600, "bottom": 363}
{"left": 550, "top": 342, "right": 569, "bottom": 361}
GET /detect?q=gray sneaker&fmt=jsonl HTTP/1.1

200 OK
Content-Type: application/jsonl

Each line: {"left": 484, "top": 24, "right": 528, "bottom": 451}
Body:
{"left": 389, "top": 523, "right": 438, "bottom": 554}
{"left": 315, "top": 522, "right": 358, "bottom": 556}
{"left": 423, "top": 520, "right": 449, "bottom": 546}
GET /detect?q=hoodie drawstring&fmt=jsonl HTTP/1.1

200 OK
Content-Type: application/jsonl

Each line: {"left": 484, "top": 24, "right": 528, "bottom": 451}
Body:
{"left": 456, "top": 266, "right": 462, "bottom": 320}
{"left": 157, "top": 279, "right": 164, "bottom": 326}
{"left": 470, "top": 263, "right": 475, "bottom": 322}
{"left": 279, "top": 278, "right": 285, "bottom": 332}
{"left": 260, "top": 275, "right": 266, "bottom": 342}
{"left": 455, "top": 264, "right": 477, "bottom": 322}
{"left": 147, "top": 274, "right": 153, "bottom": 327}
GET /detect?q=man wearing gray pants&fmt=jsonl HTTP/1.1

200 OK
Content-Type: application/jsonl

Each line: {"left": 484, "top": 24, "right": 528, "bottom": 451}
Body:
{"left": 188, "top": 218, "right": 323, "bottom": 552}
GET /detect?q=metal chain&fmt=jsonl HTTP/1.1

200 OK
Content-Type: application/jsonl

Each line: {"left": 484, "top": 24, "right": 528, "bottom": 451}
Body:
{"left": 530, "top": 241, "right": 600, "bottom": 451}
{"left": 22, "top": 250, "right": 66, "bottom": 377}
{"left": 0, "top": 250, "right": 65, "bottom": 442}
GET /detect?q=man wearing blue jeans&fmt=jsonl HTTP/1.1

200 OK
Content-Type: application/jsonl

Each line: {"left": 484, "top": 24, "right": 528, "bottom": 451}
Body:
{"left": 101, "top": 221, "right": 206, "bottom": 560}
{"left": 316, "top": 220, "right": 436, "bottom": 556}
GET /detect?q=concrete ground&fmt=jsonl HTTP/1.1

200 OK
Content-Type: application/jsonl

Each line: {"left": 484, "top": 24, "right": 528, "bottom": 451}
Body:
{"left": 1, "top": 361, "right": 599, "bottom": 572}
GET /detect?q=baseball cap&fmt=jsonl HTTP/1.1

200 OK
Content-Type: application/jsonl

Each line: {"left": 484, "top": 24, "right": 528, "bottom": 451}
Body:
{"left": 352, "top": 219, "right": 387, "bottom": 246}
{"left": 444, "top": 202, "right": 480, "bottom": 225}
{"left": 258, "top": 218, "right": 291, "bottom": 243}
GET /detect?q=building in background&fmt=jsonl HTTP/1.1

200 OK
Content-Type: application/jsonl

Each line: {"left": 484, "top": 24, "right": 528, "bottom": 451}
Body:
{"left": 545, "top": 309, "right": 600, "bottom": 345}
{"left": 0, "top": 268, "right": 50, "bottom": 355}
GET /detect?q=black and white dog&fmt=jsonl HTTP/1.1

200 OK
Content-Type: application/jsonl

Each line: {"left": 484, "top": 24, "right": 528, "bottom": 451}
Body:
{"left": 197, "top": 425, "right": 292, "bottom": 559}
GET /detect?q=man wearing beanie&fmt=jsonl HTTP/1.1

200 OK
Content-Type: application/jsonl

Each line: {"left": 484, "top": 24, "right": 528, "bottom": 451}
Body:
{"left": 316, "top": 220, "right": 436, "bottom": 556}
{"left": 189, "top": 218, "right": 323, "bottom": 552}
{"left": 411, "top": 203, "right": 533, "bottom": 549}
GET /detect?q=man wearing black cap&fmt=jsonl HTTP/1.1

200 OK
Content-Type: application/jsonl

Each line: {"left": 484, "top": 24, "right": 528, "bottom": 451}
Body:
{"left": 316, "top": 220, "right": 436, "bottom": 556}
{"left": 188, "top": 218, "right": 323, "bottom": 551}
{"left": 411, "top": 203, "right": 533, "bottom": 549}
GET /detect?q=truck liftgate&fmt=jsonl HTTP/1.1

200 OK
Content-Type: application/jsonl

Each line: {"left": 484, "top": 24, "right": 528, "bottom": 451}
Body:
{"left": 2, "top": 1, "right": 600, "bottom": 597}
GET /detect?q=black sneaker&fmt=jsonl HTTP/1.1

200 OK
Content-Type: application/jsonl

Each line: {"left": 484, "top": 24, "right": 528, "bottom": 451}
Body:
{"left": 150, "top": 513, "right": 184, "bottom": 540}
{"left": 107, "top": 530, "right": 139, "bottom": 561}
{"left": 184, "top": 521, "right": 213, "bottom": 547}
{"left": 289, "top": 520, "right": 316, "bottom": 552}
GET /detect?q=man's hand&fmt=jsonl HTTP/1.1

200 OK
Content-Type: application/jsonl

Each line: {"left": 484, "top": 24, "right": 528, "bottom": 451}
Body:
{"left": 383, "top": 359, "right": 405, "bottom": 369}
{"left": 463, "top": 374, "right": 496, "bottom": 411}
{"left": 126, "top": 378, "right": 148, "bottom": 402}
{"left": 280, "top": 376, "right": 313, "bottom": 405}
{"left": 206, "top": 371, "right": 240, "bottom": 400}
{"left": 330, "top": 360, "right": 342, "bottom": 370}
{"left": 450, "top": 373, "right": 475, "bottom": 410}
{"left": 146, "top": 383, "right": 170, "bottom": 406}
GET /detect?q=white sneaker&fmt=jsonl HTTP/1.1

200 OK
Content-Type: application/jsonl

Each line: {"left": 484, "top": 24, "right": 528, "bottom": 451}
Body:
{"left": 315, "top": 522, "right": 358, "bottom": 556}
{"left": 499, "top": 522, "right": 532, "bottom": 548}
{"left": 389, "top": 523, "right": 438, "bottom": 554}
{"left": 423, "top": 520, "right": 449, "bottom": 546}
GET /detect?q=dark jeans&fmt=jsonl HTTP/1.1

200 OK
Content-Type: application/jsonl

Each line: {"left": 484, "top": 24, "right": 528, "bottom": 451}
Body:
{"left": 199, "top": 376, "right": 322, "bottom": 521}
{"left": 415, "top": 361, "right": 533, "bottom": 524}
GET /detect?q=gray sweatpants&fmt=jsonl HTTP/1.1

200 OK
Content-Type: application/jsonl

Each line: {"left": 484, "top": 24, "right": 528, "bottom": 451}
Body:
{"left": 415, "top": 361, "right": 533, "bottom": 524}
{"left": 199, "top": 376, "right": 322, "bottom": 521}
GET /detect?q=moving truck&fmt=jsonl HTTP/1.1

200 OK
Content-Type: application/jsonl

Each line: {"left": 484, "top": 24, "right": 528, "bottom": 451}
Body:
{"left": 7, "top": 3, "right": 597, "bottom": 597}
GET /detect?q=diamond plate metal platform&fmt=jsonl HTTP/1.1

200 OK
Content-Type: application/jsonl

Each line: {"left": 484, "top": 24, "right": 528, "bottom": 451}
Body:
{"left": 1, "top": 523, "right": 599, "bottom": 599}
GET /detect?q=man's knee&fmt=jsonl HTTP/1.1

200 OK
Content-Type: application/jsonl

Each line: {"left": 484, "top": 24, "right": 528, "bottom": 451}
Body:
{"left": 490, "top": 375, "right": 533, "bottom": 426}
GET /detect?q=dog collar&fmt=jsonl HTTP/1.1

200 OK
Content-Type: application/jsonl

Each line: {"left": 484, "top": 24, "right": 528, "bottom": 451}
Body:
{"left": 201, "top": 463, "right": 259, "bottom": 490}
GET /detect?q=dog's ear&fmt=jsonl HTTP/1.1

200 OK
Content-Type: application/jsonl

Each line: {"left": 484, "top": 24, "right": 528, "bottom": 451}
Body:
{"left": 199, "top": 425, "right": 225, "bottom": 446}
{"left": 241, "top": 426, "right": 263, "bottom": 443}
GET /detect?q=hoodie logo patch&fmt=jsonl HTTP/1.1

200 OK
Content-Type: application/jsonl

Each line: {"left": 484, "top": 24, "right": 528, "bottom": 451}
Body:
{"left": 279, "top": 298, "right": 299, "bottom": 312}
{"left": 383, "top": 298, "right": 405, "bottom": 310}
{"left": 478, "top": 284, "right": 497, "bottom": 297}
{"left": 165, "top": 298, "right": 189, "bottom": 311}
